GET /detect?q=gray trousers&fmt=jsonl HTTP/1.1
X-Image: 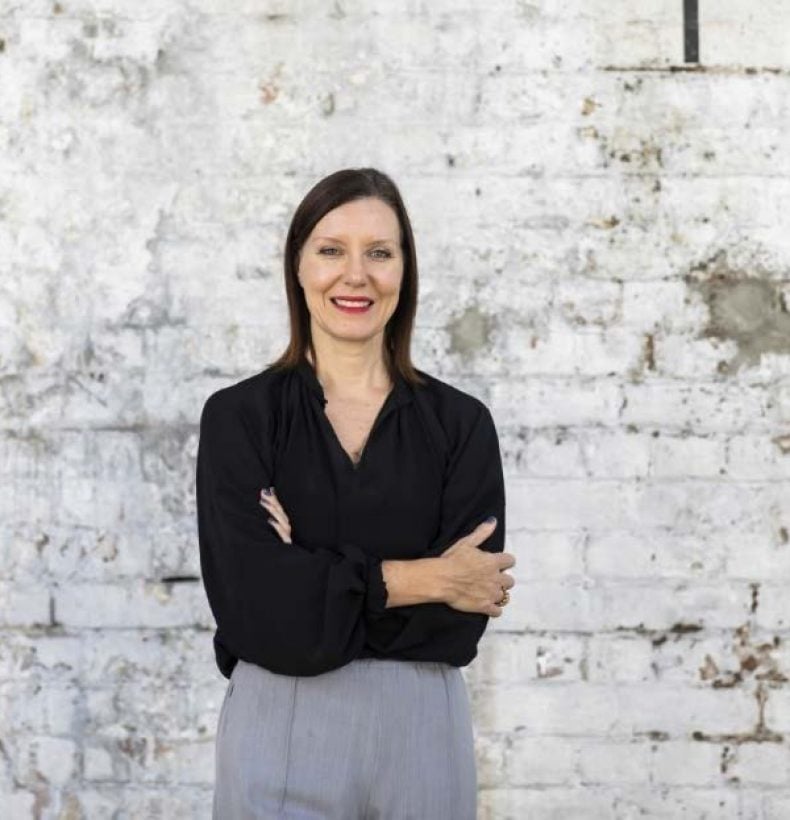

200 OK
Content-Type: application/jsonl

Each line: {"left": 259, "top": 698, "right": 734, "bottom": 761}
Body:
{"left": 212, "top": 656, "right": 478, "bottom": 820}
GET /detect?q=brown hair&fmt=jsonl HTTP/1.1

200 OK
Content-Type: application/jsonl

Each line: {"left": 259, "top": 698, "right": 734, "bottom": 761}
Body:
{"left": 267, "top": 167, "right": 426, "bottom": 387}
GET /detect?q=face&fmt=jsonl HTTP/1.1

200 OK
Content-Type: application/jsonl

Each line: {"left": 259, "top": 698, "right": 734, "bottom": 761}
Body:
{"left": 296, "top": 197, "right": 404, "bottom": 346}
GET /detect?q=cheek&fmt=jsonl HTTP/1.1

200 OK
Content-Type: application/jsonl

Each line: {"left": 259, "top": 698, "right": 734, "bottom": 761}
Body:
{"left": 376, "top": 267, "right": 404, "bottom": 296}
{"left": 301, "top": 268, "right": 337, "bottom": 298}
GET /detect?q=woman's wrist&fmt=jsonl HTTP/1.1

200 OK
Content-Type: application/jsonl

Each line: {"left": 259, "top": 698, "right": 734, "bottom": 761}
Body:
{"left": 381, "top": 558, "right": 448, "bottom": 608}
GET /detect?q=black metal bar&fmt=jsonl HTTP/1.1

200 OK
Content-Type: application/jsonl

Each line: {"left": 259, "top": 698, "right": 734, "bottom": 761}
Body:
{"left": 684, "top": 0, "right": 699, "bottom": 63}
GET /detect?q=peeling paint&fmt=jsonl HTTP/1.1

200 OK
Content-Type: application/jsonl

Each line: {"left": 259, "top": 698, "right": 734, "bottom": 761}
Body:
{"left": 773, "top": 434, "right": 790, "bottom": 455}
{"left": 685, "top": 249, "right": 790, "bottom": 373}
{"left": 640, "top": 730, "right": 670, "bottom": 741}
{"left": 699, "top": 654, "right": 719, "bottom": 681}
{"left": 750, "top": 582, "right": 759, "bottom": 614}
{"left": 643, "top": 333, "right": 655, "bottom": 371}
{"left": 587, "top": 215, "right": 620, "bottom": 229}
{"left": 117, "top": 736, "right": 147, "bottom": 762}
{"left": 693, "top": 677, "right": 784, "bottom": 745}
{"left": 1, "top": 2, "right": 788, "bottom": 811}
{"left": 613, "top": 621, "right": 704, "bottom": 647}
{"left": 259, "top": 63, "right": 285, "bottom": 105}
{"left": 720, "top": 744, "right": 736, "bottom": 775}
{"left": 705, "top": 624, "right": 787, "bottom": 687}
{"left": 694, "top": 623, "right": 786, "bottom": 748}
{"left": 536, "top": 646, "right": 565, "bottom": 678}
{"left": 581, "top": 96, "right": 600, "bottom": 115}
{"left": 321, "top": 91, "right": 335, "bottom": 116}
{"left": 669, "top": 622, "right": 704, "bottom": 635}
{"left": 446, "top": 305, "right": 495, "bottom": 358}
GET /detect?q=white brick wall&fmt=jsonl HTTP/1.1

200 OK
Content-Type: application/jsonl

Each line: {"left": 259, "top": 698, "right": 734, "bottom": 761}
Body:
{"left": 2, "top": 1, "right": 789, "bottom": 817}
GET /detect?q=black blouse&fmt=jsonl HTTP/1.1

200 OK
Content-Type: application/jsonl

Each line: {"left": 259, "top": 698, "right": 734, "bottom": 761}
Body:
{"left": 196, "top": 357, "right": 506, "bottom": 679}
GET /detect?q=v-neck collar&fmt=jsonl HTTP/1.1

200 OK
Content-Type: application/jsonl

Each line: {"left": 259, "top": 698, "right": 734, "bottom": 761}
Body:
{"left": 295, "top": 356, "right": 413, "bottom": 472}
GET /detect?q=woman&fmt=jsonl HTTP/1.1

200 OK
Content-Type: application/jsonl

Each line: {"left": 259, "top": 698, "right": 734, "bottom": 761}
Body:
{"left": 196, "top": 167, "right": 516, "bottom": 819}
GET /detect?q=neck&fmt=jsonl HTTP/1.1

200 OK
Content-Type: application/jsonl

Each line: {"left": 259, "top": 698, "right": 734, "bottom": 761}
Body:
{"left": 306, "top": 332, "right": 391, "bottom": 395}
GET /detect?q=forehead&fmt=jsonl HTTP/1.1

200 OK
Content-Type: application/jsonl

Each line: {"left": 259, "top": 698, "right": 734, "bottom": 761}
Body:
{"left": 310, "top": 198, "right": 400, "bottom": 241}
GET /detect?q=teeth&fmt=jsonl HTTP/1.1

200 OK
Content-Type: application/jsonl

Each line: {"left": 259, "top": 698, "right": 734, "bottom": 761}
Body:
{"left": 334, "top": 299, "right": 372, "bottom": 308}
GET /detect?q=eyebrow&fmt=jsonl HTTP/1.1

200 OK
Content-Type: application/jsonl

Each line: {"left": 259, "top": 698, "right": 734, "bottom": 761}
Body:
{"left": 313, "top": 235, "right": 397, "bottom": 245}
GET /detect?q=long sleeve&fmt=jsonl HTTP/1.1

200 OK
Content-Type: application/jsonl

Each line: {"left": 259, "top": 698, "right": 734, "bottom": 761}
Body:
{"left": 196, "top": 388, "right": 389, "bottom": 678}
{"left": 363, "top": 400, "right": 506, "bottom": 665}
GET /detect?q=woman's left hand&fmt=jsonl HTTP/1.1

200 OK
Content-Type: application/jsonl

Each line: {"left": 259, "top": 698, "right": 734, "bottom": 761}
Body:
{"left": 259, "top": 487, "right": 292, "bottom": 544}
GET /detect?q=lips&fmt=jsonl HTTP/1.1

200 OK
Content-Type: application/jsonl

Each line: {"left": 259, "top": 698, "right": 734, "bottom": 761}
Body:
{"left": 330, "top": 297, "right": 374, "bottom": 313}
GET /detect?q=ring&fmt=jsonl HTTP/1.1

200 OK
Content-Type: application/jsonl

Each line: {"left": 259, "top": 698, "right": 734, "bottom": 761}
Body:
{"left": 497, "top": 588, "right": 510, "bottom": 606}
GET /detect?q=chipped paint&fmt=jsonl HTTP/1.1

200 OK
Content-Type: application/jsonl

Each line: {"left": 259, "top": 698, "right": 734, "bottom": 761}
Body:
{"left": 772, "top": 434, "right": 790, "bottom": 454}
{"left": 446, "top": 305, "right": 495, "bottom": 358}
{"left": 694, "top": 624, "right": 786, "bottom": 749}
{"left": 2, "top": 2, "right": 789, "bottom": 812}
{"left": 685, "top": 250, "right": 790, "bottom": 373}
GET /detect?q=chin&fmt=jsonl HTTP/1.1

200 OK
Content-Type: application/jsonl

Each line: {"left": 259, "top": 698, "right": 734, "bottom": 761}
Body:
{"left": 330, "top": 327, "right": 380, "bottom": 342}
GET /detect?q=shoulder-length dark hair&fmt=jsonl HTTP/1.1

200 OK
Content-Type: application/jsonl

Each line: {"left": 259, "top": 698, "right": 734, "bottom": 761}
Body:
{"left": 267, "top": 167, "right": 426, "bottom": 387}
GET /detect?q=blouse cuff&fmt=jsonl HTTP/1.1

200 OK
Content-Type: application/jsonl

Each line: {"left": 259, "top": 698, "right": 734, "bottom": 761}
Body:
{"left": 365, "top": 555, "right": 390, "bottom": 618}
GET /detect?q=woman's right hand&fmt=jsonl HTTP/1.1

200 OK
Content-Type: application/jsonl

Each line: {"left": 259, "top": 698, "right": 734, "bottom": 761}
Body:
{"left": 438, "top": 518, "right": 516, "bottom": 618}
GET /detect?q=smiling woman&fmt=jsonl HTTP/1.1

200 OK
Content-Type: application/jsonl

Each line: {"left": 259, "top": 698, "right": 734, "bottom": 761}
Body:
{"left": 196, "top": 167, "right": 515, "bottom": 820}
{"left": 296, "top": 196, "right": 405, "bottom": 347}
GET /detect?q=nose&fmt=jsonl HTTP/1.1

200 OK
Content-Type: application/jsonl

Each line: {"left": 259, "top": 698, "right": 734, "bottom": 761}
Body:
{"left": 343, "top": 252, "right": 368, "bottom": 283}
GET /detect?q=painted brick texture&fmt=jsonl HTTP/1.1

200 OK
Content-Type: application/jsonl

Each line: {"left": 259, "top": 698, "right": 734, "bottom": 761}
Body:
{"left": 1, "top": 1, "right": 789, "bottom": 818}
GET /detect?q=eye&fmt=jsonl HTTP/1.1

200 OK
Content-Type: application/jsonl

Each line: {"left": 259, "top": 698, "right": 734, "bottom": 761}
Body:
{"left": 318, "top": 247, "right": 393, "bottom": 259}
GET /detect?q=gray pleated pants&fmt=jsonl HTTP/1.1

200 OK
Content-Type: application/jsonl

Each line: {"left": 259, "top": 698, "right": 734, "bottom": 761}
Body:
{"left": 212, "top": 656, "right": 478, "bottom": 820}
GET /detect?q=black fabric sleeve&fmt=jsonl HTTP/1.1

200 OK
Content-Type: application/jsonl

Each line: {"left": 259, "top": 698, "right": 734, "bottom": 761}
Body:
{"left": 196, "top": 389, "right": 389, "bottom": 678}
{"left": 363, "top": 401, "right": 506, "bottom": 664}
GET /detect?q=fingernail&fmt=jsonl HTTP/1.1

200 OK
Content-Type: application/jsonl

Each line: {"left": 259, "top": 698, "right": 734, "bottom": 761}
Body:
{"left": 485, "top": 516, "right": 497, "bottom": 524}
{"left": 261, "top": 487, "right": 272, "bottom": 497}
{"left": 267, "top": 517, "right": 276, "bottom": 526}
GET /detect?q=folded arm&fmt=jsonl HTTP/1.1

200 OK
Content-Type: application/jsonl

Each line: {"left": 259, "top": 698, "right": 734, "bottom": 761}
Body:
{"left": 196, "top": 389, "right": 390, "bottom": 678}
{"left": 363, "top": 402, "right": 507, "bottom": 665}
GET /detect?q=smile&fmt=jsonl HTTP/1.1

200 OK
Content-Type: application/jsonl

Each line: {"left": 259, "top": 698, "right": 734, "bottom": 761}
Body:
{"left": 330, "top": 297, "right": 374, "bottom": 314}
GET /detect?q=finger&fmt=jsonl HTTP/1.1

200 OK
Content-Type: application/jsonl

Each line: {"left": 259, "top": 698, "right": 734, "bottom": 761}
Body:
{"left": 266, "top": 516, "right": 288, "bottom": 543}
{"left": 467, "top": 517, "right": 497, "bottom": 534}
{"left": 259, "top": 493, "right": 290, "bottom": 522}
{"left": 275, "top": 517, "right": 292, "bottom": 544}
{"left": 260, "top": 489, "right": 284, "bottom": 513}
{"left": 496, "top": 552, "right": 516, "bottom": 571}
{"left": 259, "top": 497, "right": 290, "bottom": 528}
{"left": 467, "top": 517, "right": 498, "bottom": 548}
{"left": 268, "top": 485, "right": 286, "bottom": 509}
